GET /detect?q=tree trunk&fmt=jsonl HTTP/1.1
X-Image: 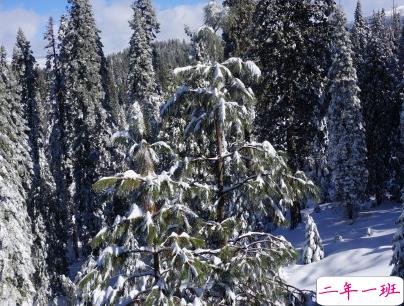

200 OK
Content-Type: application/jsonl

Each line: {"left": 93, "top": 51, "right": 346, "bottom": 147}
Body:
{"left": 215, "top": 120, "right": 226, "bottom": 223}
{"left": 287, "top": 122, "right": 303, "bottom": 229}
{"left": 290, "top": 201, "right": 302, "bottom": 229}
{"left": 347, "top": 201, "right": 354, "bottom": 221}
{"left": 153, "top": 251, "right": 160, "bottom": 282}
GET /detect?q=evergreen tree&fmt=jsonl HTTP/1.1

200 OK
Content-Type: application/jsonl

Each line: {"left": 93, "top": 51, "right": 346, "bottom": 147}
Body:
{"left": 350, "top": 0, "right": 370, "bottom": 70}
{"left": 44, "top": 16, "right": 71, "bottom": 281}
{"left": 252, "top": 0, "right": 335, "bottom": 228}
{"left": 77, "top": 58, "right": 317, "bottom": 305}
{"left": 12, "top": 29, "right": 59, "bottom": 302}
{"left": 127, "top": 0, "right": 160, "bottom": 140}
{"left": 391, "top": 204, "right": 404, "bottom": 277}
{"left": 302, "top": 214, "right": 324, "bottom": 264}
{"left": 222, "top": 0, "right": 257, "bottom": 59}
{"left": 327, "top": 8, "right": 368, "bottom": 220}
{"left": 12, "top": 29, "right": 42, "bottom": 177}
{"left": 361, "top": 11, "right": 400, "bottom": 205}
{"left": 0, "top": 45, "right": 37, "bottom": 305}
{"left": 59, "top": 0, "right": 113, "bottom": 257}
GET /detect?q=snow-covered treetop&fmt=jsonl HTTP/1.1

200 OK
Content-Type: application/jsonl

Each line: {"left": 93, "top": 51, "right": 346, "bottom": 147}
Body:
{"left": 162, "top": 58, "right": 261, "bottom": 140}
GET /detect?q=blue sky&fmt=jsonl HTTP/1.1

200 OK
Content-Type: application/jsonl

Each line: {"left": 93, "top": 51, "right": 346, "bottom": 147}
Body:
{"left": 0, "top": 0, "right": 402, "bottom": 18}
{"left": 0, "top": 0, "right": 205, "bottom": 13}
{"left": 0, "top": 0, "right": 403, "bottom": 59}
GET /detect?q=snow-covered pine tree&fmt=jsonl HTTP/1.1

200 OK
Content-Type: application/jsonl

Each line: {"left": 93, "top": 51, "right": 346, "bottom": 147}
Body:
{"left": 59, "top": 0, "right": 114, "bottom": 257}
{"left": 252, "top": 0, "right": 335, "bottom": 228}
{"left": 350, "top": 0, "right": 370, "bottom": 71}
{"left": 361, "top": 11, "right": 400, "bottom": 205}
{"left": 12, "top": 29, "right": 42, "bottom": 179}
{"left": 76, "top": 88, "right": 214, "bottom": 304}
{"left": 391, "top": 205, "right": 404, "bottom": 277}
{"left": 127, "top": 0, "right": 160, "bottom": 141}
{"left": 327, "top": 8, "right": 368, "bottom": 220}
{"left": 160, "top": 58, "right": 318, "bottom": 304}
{"left": 76, "top": 58, "right": 318, "bottom": 305}
{"left": 302, "top": 214, "right": 324, "bottom": 264}
{"left": 0, "top": 45, "right": 37, "bottom": 305}
{"left": 43, "top": 16, "right": 71, "bottom": 284}
{"left": 11, "top": 29, "right": 59, "bottom": 302}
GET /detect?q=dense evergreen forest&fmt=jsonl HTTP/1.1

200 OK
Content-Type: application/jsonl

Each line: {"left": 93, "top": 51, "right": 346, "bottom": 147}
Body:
{"left": 0, "top": 0, "right": 403, "bottom": 305}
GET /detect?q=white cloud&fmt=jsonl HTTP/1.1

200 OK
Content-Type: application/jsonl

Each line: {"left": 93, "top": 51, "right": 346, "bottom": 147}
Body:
{"left": 157, "top": 3, "right": 205, "bottom": 41}
{"left": 0, "top": 8, "right": 44, "bottom": 57}
{"left": 93, "top": 0, "right": 204, "bottom": 54}
{"left": 92, "top": 0, "right": 132, "bottom": 54}
{"left": 0, "top": 1, "right": 205, "bottom": 59}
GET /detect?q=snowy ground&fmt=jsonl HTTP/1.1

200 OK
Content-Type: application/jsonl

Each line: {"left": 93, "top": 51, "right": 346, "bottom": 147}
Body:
{"left": 276, "top": 202, "right": 402, "bottom": 291}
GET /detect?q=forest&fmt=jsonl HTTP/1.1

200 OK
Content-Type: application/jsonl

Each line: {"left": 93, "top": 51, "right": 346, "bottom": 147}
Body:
{"left": 0, "top": 0, "right": 403, "bottom": 305}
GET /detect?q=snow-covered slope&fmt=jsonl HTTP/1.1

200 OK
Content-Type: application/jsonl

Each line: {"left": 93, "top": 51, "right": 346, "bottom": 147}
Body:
{"left": 276, "top": 202, "right": 402, "bottom": 291}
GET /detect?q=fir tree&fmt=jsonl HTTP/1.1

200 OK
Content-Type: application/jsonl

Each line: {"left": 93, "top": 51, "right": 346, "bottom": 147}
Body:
{"left": 361, "top": 11, "right": 400, "bottom": 205}
{"left": 350, "top": 1, "right": 370, "bottom": 70}
{"left": 327, "top": 8, "right": 368, "bottom": 220}
{"left": 12, "top": 29, "right": 60, "bottom": 302}
{"left": 302, "top": 214, "right": 324, "bottom": 264}
{"left": 0, "top": 46, "right": 37, "bottom": 305}
{"left": 127, "top": 0, "right": 160, "bottom": 140}
{"left": 59, "top": 0, "right": 113, "bottom": 257}
{"left": 252, "top": 0, "right": 335, "bottom": 228}
{"left": 44, "top": 16, "right": 71, "bottom": 281}
{"left": 12, "top": 29, "right": 42, "bottom": 177}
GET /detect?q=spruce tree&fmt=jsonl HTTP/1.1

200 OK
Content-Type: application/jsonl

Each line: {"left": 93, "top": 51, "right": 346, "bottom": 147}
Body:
{"left": 252, "top": 0, "right": 335, "bottom": 228}
{"left": 12, "top": 29, "right": 42, "bottom": 177}
{"left": 0, "top": 46, "right": 37, "bottom": 305}
{"left": 77, "top": 58, "right": 318, "bottom": 305}
{"left": 350, "top": 1, "right": 370, "bottom": 70}
{"left": 127, "top": 0, "right": 160, "bottom": 140}
{"left": 302, "top": 214, "right": 324, "bottom": 264}
{"left": 12, "top": 29, "right": 60, "bottom": 302}
{"left": 59, "top": 0, "right": 113, "bottom": 257}
{"left": 44, "top": 16, "right": 71, "bottom": 280}
{"left": 361, "top": 11, "right": 400, "bottom": 205}
{"left": 327, "top": 8, "right": 368, "bottom": 220}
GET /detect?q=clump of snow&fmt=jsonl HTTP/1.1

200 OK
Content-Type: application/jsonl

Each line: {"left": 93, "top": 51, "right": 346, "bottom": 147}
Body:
{"left": 127, "top": 204, "right": 143, "bottom": 220}
{"left": 334, "top": 233, "right": 343, "bottom": 242}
